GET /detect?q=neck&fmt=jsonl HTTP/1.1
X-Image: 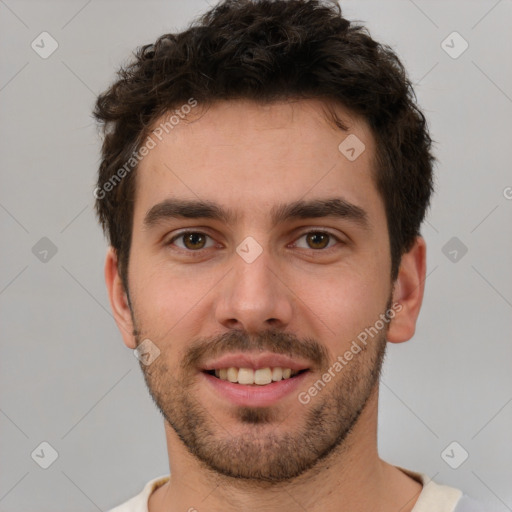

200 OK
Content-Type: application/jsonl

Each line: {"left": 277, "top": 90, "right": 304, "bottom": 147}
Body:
{"left": 149, "top": 387, "right": 422, "bottom": 512}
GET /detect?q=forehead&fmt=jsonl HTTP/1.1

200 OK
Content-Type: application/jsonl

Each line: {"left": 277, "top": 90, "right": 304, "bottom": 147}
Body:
{"left": 133, "top": 98, "right": 383, "bottom": 227}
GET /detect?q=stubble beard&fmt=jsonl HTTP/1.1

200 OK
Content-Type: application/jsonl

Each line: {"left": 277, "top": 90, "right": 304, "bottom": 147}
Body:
{"left": 133, "top": 305, "right": 389, "bottom": 483}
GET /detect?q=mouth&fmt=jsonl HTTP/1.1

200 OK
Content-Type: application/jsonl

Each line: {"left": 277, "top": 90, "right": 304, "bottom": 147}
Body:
{"left": 199, "top": 352, "right": 313, "bottom": 406}
{"left": 203, "top": 367, "right": 310, "bottom": 386}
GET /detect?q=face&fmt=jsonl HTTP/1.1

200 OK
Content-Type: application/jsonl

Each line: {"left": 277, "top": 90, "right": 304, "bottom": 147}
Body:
{"left": 118, "top": 99, "right": 397, "bottom": 482}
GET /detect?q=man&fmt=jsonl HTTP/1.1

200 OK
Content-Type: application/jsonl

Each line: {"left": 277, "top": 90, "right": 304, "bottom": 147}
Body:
{"left": 93, "top": 1, "right": 488, "bottom": 510}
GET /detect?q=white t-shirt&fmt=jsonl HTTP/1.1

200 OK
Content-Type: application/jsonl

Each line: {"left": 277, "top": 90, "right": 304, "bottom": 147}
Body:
{"left": 107, "top": 466, "right": 488, "bottom": 512}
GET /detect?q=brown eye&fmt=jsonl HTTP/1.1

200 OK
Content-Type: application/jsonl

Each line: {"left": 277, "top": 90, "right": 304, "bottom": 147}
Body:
{"left": 293, "top": 231, "right": 340, "bottom": 251}
{"left": 306, "top": 232, "right": 331, "bottom": 249}
{"left": 183, "top": 232, "right": 206, "bottom": 250}
{"left": 169, "top": 231, "right": 215, "bottom": 251}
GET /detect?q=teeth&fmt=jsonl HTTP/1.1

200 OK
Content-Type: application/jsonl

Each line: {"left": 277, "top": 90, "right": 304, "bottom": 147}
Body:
{"left": 238, "top": 367, "right": 255, "bottom": 385}
{"left": 227, "top": 367, "right": 238, "bottom": 383}
{"left": 271, "top": 367, "right": 283, "bottom": 381}
{"left": 254, "top": 368, "right": 272, "bottom": 385}
{"left": 212, "top": 366, "right": 301, "bottom": 385}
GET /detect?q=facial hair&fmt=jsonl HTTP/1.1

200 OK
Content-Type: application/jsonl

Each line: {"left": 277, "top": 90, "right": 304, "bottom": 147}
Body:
{"left": 132, "top": 299, "right": 390, "bottom": 483}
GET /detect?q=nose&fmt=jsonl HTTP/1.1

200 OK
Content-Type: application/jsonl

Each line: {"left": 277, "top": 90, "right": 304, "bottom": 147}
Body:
{"left": 214, "top": 244, "right": 294, "bottom": 333}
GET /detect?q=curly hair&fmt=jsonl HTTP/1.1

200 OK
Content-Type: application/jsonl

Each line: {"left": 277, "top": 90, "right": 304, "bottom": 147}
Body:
{"left": 94, "top": 0, "right": 435, "bottom": 289}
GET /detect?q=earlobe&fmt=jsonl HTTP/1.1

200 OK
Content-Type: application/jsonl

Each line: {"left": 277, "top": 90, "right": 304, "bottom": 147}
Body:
{"left": 387, "top": 237, "right": 427, "bottom": 344}
{"left": 104, "top": 247, "right": 137, "bottom": 349}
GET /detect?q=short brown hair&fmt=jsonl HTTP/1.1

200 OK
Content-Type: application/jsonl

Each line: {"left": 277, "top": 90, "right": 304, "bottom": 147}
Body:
{"left": 94, "top": 0, "right": 435, "bottom": 289}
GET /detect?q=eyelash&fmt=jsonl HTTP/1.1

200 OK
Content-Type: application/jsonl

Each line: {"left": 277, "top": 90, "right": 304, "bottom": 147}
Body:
{"left": 166, "top": 229, "right": 344, "bottom": 254}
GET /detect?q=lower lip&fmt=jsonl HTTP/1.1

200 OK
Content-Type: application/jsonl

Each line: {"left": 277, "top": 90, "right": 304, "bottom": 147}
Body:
{"left": 201, "top": 371, "right": 310, "bottom": 407}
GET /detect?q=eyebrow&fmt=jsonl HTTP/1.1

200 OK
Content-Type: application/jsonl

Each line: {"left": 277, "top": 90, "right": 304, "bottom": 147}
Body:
{"left": 143, "top": 197, "right": 370, "bottom": 231}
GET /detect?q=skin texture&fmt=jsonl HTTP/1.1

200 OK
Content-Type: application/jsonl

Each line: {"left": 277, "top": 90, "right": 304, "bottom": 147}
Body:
{"left": 105, "top": 99, "right": 427, "bottom": 511}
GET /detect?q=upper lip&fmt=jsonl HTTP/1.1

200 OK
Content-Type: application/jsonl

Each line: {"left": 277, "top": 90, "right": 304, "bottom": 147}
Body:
{"left": 201, "top": 352, "right": 311, "bottom": 372}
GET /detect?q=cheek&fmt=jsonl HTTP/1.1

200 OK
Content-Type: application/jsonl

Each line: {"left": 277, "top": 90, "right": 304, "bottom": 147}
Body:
{"left": 129, "top": 257, "right": 216, "bottom": 330}
{"left": 295, "top": 266, "right": 390, "bottom": 351}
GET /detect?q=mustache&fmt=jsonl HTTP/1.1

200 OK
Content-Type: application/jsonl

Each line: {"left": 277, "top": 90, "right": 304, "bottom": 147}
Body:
{"left": 181, "top": 329, "right": 330, "bottom": 372}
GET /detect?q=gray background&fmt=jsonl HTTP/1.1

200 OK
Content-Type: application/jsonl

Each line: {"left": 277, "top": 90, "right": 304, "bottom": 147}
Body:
{"left": 1, "top": 0, "right": 511, "bottom": 510}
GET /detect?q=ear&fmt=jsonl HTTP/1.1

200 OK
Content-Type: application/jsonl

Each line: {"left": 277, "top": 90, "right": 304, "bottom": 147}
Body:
{"left": 104, "top": 247, "right": 137, "bottom": 349}
{"left": 387, "top": 236, "right": 427, "bottom": 344}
